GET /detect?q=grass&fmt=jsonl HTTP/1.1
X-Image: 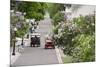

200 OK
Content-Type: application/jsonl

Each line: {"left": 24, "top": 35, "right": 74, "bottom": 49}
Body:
{"left": 62, "top": 55, "right": 73, "bottom": 63}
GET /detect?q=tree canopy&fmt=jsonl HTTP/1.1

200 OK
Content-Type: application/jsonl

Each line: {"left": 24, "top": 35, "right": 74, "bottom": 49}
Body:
{"left": 47, "top": 3, "right": 65, "bottom": 18}
{"left": 53, "top": 14, "right": 95, "bottom": 62}
{"left": 11, "top": 1, "right": 47, "bottom": 21}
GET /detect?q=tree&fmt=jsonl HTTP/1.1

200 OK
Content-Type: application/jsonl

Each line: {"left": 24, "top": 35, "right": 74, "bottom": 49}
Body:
{"left": 11, "top": 1, "right": 47, "bottom": 21}
{"left": 53, "top": 12, "right": 64, "bottom": 26}
{"left": 10, "top": 10, "right": 29, "bottom": 46}
{"left": 71, "top": 14, "right": 95, "bottom": 62}
{"left": 47, "top": 3, "right": 65, "bottom": 18}
{"left": 10, "top": 1, "right": 48, "bottom": 46}
{"left": 46, "top": 3, "right": 65, "bottom": 37}
{"left": 53, "top": 14, "right": 95, "bottom": 62}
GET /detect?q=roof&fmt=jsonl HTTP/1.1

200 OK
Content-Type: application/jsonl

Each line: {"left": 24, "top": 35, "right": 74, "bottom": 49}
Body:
{"left": 31, "top": 33, "right": 41, "bottom": 36}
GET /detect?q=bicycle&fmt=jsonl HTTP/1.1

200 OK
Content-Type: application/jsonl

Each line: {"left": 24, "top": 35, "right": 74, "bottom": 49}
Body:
{"left": 17, "top": 44, "right": 24, "bottom": 53}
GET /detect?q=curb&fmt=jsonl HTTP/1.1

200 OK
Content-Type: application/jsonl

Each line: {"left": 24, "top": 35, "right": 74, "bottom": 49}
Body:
{"left": 55, "top": 46, "right": 63, "bottom": 64}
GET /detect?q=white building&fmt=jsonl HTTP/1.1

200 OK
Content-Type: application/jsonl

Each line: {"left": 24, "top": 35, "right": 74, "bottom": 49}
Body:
{"left": 71, "top": 4, "right": 95, "bottom": 18}
{"left": 64, "top": 4, "right": 95, "bottom": 20}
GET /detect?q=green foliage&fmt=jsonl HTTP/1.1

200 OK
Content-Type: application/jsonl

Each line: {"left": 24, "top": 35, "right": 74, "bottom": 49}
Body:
{"left": 53, "top": 12, "right": 64, "bottom": 26}
{"left": 47, "top": 3, "right": 65, "bottom": 18}
{"left": 11, "top": 10, "right": 29, "bottom": 38}
{"left": 62, "top": 55, "right": 73, "bottom": 63}
{"left": 53, "top": 26, "right": 59, "bottom": 34}
{"left": 71, "top": 14, "right": 95, "bottom": 62}
{"left": 16, "top": 22, "right": 29, "bottom": 37}
{"left": 53, "top": 14, "right": 95, "bottom": 62}
{"left": 73, "top": 15, "right": 95, "bottom": 35}
{"left": 10, "top": 15, "right": 19, "bottom": 26}
{"left": 11, "top": 1, "right": 47, "bottom": 21}
{"left": 10, "top": 11, "right": 29, "bottom": 47}
{"left": 72, "top": 34, "right": 95, "bottom": 62}
{"left": 10, "top": 1, "right": 47, "bottom": 46}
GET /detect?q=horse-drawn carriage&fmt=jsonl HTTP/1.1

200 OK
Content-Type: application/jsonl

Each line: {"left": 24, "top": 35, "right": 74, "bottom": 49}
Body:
{"left": 30, "top": 33, "right": 41, "bottom": 47}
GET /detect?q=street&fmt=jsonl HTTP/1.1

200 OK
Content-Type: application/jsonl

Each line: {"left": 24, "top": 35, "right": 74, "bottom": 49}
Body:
{"left": 10, "top": 2, "right": 96, "bottom": 66}
{"left": 11, "top": 18, "right": 59, "bottom": 66}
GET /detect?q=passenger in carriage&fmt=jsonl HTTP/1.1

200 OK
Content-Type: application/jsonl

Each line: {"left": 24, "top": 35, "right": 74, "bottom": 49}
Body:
{"left": 31, "top": 35, "right": 39, "bottom": 47}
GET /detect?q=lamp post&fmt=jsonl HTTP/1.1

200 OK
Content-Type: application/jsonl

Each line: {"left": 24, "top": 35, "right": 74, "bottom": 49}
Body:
{"left": 12, "top": 27, "right": 17, "bottom": 55}
{"left": 16, "top": 11, "right": 26, "bottom": 46}
{"left": 20, "top": 12, "right": 26, "bottom": 46}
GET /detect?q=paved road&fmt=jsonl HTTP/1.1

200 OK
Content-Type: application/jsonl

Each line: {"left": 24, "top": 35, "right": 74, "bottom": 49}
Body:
{"left": 11, "top": 18, "right": 59, "bottom": 66}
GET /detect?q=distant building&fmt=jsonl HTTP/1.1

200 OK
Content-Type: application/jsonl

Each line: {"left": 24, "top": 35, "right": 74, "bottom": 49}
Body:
{"left": 64, "top": 4, "right": 95, "bottom": 20}
{"left": 71, "top": 5, "right": 95, "bottom": 18}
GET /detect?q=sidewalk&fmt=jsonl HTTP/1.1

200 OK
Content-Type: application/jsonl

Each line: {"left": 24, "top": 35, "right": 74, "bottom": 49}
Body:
{"left": 10, "top": 38, "right": 29, "bottom": 65}
{"left": 10, "top": 47, "right": 21, "bottom": 65}
{"left": 10, "top": 52, "right": 21, "bottom": 65}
